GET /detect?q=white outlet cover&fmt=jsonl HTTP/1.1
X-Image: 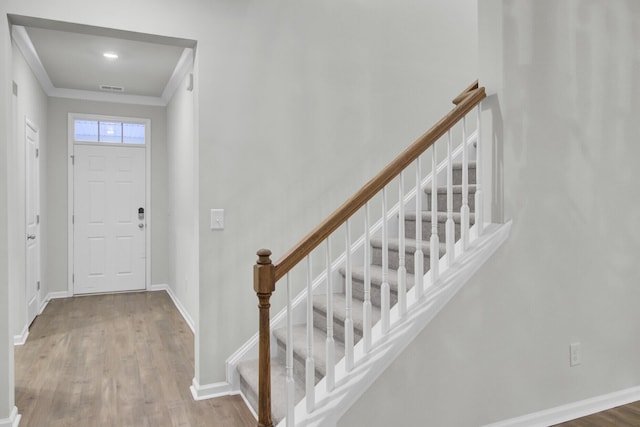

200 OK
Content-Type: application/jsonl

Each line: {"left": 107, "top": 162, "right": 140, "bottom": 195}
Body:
{"left": 570, "top": 342, "right": 582, "bottom": 367}
{"left": 211, "top": 209, "right": 224, "bottom": 230}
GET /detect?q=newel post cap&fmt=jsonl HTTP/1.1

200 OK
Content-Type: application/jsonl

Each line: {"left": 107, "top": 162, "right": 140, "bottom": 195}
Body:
{"left": 256, "top": 249, "right": 272, "bottom": 265}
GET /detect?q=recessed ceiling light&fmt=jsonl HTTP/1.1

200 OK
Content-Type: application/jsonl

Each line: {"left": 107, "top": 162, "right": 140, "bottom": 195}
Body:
{"left": 103, "top": 52, "right": 118, "bottom": 59}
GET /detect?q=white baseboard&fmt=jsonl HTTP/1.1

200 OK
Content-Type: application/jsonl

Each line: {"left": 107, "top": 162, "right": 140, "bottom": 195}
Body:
{"left": 16, "top": 290, "right": 70, "bottom": 346}
{"left": 0, "top": 407, "right": 20, "bottom": 427}
{"left": 13, "top": 324, "right": 29, "bottom": 346}
{"left": 190, "top": 377, "right": 232, "bottom": 401}
{"left": 39, "top": 291, "right": 70, "bottom": 314}
{"left": 483, "top": 385, "right": 640, "bottom": 427}
{"left": 149, "top": 284, "right": 195, "bottom": 334}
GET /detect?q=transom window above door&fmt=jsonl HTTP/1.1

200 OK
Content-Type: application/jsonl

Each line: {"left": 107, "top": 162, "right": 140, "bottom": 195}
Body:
{"left": 74, "top": 119, "right": 145, "bottom": 145}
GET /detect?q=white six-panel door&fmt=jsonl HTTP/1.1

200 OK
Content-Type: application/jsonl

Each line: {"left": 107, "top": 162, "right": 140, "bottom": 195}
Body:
{"left": 73, "top": 144, "right": 146, "bottom": 294}
{"left": 25, "top": 119, "right": 40, "bottom": 325}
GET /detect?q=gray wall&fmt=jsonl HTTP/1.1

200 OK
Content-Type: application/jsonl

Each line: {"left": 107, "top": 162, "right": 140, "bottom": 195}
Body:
{"left": 167, "top": 68, "right": 198, "bottom": 326}
{"left": 0, "top": 0, "right": 478, "bottom": 406}
{"left": 195, "top": 0, "right": 479, "bottom": 385}
{"left": 0, "top": 15, "right": 14, "bottom": 419}
{"left": 10, "top": 41, "right": 48, "bottom": 339}
{"left": 46, "top": 98, "right": 169, "bottom": 293}
{"left": 338, "top": 1, "right": 640, "bottom": 425}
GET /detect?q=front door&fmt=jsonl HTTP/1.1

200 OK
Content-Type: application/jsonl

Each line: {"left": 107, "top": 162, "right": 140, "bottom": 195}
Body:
{"left": 25, "top": 119, "right": 40, "bottom": 325}
{"left": 73, "top": 144, "right": 146, "bottom": 294}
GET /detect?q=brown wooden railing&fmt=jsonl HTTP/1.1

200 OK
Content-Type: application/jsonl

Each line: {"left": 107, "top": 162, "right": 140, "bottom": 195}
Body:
{"left": 252, "top": 81, "right": 485, "bottom": 427}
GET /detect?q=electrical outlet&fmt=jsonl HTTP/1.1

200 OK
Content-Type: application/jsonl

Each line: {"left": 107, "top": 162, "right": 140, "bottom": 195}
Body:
{"left": 210, "top": 209, "right": 224, "bottom": 230}
{"left": 570, "top": 342, "right": 582, "bottom": 367}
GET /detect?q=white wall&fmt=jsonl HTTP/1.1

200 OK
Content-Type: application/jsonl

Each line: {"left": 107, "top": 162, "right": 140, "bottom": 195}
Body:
{"left": 0, "top": 14, "right": 15, "bottom": 420}
{"left": 0, "top": 0, "right": 479, "bottom": 401}
{"left": 10, "top": 41, "right": 48, "bottom": 340}
{"left": 338, "top": 1, "right": 640, "bottom": 425}
{"left": 195, "top": 0, "right": 479, "bottom": 385}
{"left": 167, "top": 68, "right": 198, "bottom": 327}
{"left": 46, "top": 98, "right": 168, "bottom": 293}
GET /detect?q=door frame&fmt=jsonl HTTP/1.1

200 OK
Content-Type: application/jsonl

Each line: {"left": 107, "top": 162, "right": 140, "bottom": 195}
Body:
{"left": 25, "top": 117, "right": 40, "bottom": 323}
{"left": 67, "top": 113, "right": 152, "bottom": 295}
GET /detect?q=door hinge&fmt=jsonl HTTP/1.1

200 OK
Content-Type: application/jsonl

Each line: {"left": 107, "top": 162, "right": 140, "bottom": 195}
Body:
{"left": 36, "top": 148, "right": 39, "bottom": 158}
{"left": 72, "top": 274, "right": 75, "bottom": 283}
{"left": 37, "top": 281, "right": 40, "bottom": 291}
{"left": 70, "top": 155, "right": 75, "bottom": 165}
{"left": 36, "top": 214, "right": 40, "bottom": 225}
{"left": 72, "top": 215, "right": 75, "bottom": 224}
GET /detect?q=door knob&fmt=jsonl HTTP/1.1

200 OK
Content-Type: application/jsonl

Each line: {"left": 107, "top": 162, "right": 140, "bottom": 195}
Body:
{"left": 138, "top": 223, "right": 145, "bottom": 229}
{"left": 27, "top": 234, "right": 36, "bottom": 240}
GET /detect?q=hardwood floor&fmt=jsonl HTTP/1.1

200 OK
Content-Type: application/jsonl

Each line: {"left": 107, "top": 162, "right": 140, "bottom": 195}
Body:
{"left": 15, "top": 291, "right": 640, "bottom": 426}
{"left": 553, "top": 401, "right": 640, "bottom": 426}
{"left": 15, "top": 291, "right": 256, "bottom": 427}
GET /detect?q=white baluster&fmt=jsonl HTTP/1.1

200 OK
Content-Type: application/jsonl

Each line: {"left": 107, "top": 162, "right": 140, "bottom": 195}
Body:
{"left": 475, "top": 104, "right": 484, "bottom": 236}
{"left": 344, "top": 220, "right": 354, "bottom": 372}
{"left": 430, "top": 143, "right": 439, "bottom": 285}
{"left": 381, "top": 188, "right": 390, "bottom": 334}
{"left": 325, "top": 238, "right": 335, "bottom": 392}
{"left": 363, "top": 203, "right": 372, "bottom": 354}
{"left": 305, "top": 256, "right": 315, "bottom": 413}
{"left": 414, "top": 158, "right": 424, "bottom": 299}
{"left": 445, "top": 129, "right": 455, "bottom": 267}
{"left": 286, "top": 273, "right": 294, "bottom": 426}
{"left": 461, "top": 117, "right": 470, "bottom": 250}
{"left": 397, "top": 172, "right": 407, "bottom": 317}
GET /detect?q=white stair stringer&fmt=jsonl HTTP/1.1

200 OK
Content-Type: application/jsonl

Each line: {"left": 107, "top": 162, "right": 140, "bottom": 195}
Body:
{"left": 283, "top": 221, "right": 511, "bottom": 427}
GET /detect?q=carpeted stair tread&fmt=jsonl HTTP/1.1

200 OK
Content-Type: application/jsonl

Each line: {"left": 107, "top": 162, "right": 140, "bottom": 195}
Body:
{"left": 313, "top": 293, "right": 382, "bottom": 337}
{"left": 273, "top": 324, "right": 345, "bottom": 379}
{"left": 404, "top": 211, "right": 475, "bottom": 223}
{"left": 370, "top": 237, "right": 447, "bottom": 255}
{"left": 424, "top": 184, "right": 477, "bottom": 195}
{"left": 452, "top": 161, "right": 476, "bottom": 169}
{"left": 348, "top": 264, "right": 416, "bottom": 292}
{"left": 237, "top": 357, "right": 305, "bottom": 424}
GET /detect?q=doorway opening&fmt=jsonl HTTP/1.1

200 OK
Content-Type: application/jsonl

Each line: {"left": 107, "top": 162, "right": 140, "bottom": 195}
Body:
{"left": 68, "top": 113, "right": 151, "bottom": 295}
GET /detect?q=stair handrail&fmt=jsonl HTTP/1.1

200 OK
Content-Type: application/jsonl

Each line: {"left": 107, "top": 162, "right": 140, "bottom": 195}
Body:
{"left": 253, "top": 81, "right": 486, "bottom": 427}
{"left": 452, "top": 80, "right": 480, "bottom": 105}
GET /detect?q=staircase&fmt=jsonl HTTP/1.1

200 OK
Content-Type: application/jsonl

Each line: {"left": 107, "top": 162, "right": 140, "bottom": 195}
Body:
{"left": 238, "top": 163, "right": 477, "bottom": 424}
{"left": 227, "top": 83, "right": 513, "bottom": 427}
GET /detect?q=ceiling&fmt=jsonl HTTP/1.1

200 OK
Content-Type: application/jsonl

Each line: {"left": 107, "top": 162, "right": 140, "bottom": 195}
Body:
{"left": 9, "top": 15, "right": 197, "bottom": 106}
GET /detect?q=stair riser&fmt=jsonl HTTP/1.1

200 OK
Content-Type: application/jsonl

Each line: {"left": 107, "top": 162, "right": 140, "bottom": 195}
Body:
{"left": 313, "top": 308, "right": 363, "bottom": 344}
{"left": 405, "top": 217, "right": 460, "bottom": 241}
{"left": 372, "top": 245, "right": 432, "bottom": 275}
{"left": 452, "top": 166, "right": 476, "bottom": 185}
{"left": 239, "top": 376, "right": 259, "bottom": 418}
{"left": 426, "top": 191, "right": 476, "bottom": 212}
{"left": 352, "top": 276, "right": 398, "bottom": 308}
{"left": 275, "top": 337, "right": 323, "bottom": 385}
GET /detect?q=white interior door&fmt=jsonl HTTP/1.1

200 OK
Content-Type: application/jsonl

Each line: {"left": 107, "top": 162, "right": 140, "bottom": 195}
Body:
{"left": 73, "top": 144, "right": 146, "bottom": 294}
{"left": 25, "top": 119, "right": 40, "bottom": 325}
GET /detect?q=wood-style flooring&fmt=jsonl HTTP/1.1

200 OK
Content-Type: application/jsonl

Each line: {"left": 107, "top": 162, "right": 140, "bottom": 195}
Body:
{"left": 15, "top": 290, "right": 640, "bottom": 426}
{"left": 15, "top": 291, "right": 256, "bottom": 427}
{"left": 554, "top": 401, "right": 640, "bottom": 426}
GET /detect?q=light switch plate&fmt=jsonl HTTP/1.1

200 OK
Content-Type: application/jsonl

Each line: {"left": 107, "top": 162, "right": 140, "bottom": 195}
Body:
{"left": 211, "top": 209, "right": 224, "bottom": 230}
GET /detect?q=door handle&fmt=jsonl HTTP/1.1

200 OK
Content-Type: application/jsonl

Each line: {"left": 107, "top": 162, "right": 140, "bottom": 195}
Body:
{"left": 27, "top": 234, "right": 36, "bottom": 240}
{"left": 138, "top": 223, "right": 145, "bottom": 229}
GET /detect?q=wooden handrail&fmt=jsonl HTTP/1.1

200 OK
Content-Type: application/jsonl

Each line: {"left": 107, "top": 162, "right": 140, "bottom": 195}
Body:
{"left": 273, "top": 84, "right": 486, "bottom": 281}
{"left": 452, "top": 80, "right": 479, "bottom": 105}
{"left": 253, "top": 82, "right": 486, "bottom": 427}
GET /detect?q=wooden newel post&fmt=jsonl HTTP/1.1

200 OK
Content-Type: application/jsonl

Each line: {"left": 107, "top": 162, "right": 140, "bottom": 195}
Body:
{"left": 254, "top": 249, "right": 275, "bottom": 427}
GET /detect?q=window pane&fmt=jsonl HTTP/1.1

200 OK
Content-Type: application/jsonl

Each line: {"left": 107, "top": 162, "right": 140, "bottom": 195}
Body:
{"left": 74, "top": 120, "right": 98, "bottom": 142}
{"left": 123, "top": 123, "right": 145, "bottom": 145}
{"left": 99, "top": 121, "right": 122, "bottom": 143}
